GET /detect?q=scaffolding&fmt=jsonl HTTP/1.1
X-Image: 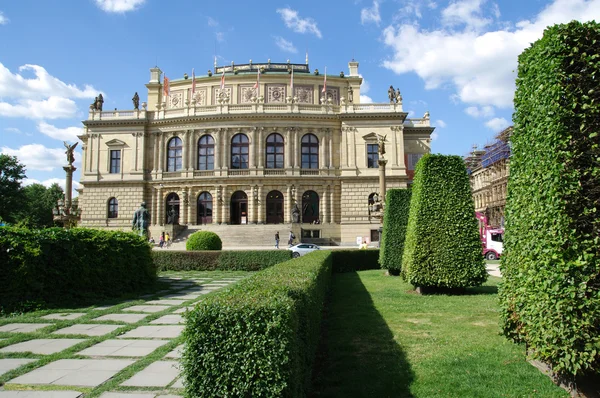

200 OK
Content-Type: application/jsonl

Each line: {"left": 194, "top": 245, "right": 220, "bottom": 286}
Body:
{"left": 481, "top": 127, "right": 512, "bottom": 168}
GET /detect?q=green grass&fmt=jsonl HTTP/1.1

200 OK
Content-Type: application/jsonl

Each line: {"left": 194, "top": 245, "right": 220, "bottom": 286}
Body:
{"left": 311, "top": 270, "right": 568, "bottom": 398}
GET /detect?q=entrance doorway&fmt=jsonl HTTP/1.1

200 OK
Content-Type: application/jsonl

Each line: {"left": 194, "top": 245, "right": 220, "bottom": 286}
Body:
{"left": 266, "top": 190, "right": 284, "bottom": 224}
{"left": 302, "top": 190, "right": 319, "bottom": 224}
{"left": 230, "top": 191, "right": 248, "bottom": 225}
{"left": 165, "top": 192, "right": 180, "bottom": 224}
{"left": 197, "top": 192, "right": 213, "bottom": 225}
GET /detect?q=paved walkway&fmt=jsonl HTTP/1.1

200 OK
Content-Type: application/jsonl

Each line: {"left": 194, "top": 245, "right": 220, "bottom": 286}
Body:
{"left": 0, "top": 275, "right": 245, "bottom": 398}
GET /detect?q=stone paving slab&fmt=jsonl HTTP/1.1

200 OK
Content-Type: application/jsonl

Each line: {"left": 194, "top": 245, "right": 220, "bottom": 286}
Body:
{"left": 41, "top": 313, "right": 86, "bottom": 321}
{"left": 0, "top": 391, "right": 83, "bottom": 398}
{"left": 172, "top": 307, "right": 194, "bottom": 314}
{"left": 99, "top": 393, "right": 155, "bottom": 398}
{"left": 161, "top": 293, "right": 200, "bottom": 300}
{"left": 170, "top": 378, "right": 184, "bottom": 389}
{"left": 0, "top": 339, "right": 86, "bottom": 355}
{"left": 118, "top": 326, "right": 184, "bottom": 339}
{"left": 121, "top": 361, "right": 179, "bottom": 387}
{"left": 144, "top": 300, "right": 187, "bottom": 306}
{"left": 122, "top": 305, "right": 171, "bottom": 313}
{"left": 150, "top": 315, "right": 183, "bottom": 325}
{"left": 93, "top": 306, "right": 114, "bottom": 311}
{"left": 164, "top": 345, "right": 182, "bottom": 359}
{"left": 0, "top": 323, "right": 51, "bottom": 333}
{"left": 0, "top": 358, "right": 37, "bottom": 376}
{"left": 53, "top": 324, "right": 122, "bottom": 337}
{"left": 92, "top": 313, "right": 149, "bottom": 324}
{"left": 77, "top": 339, "right": 168, "bottom": 357}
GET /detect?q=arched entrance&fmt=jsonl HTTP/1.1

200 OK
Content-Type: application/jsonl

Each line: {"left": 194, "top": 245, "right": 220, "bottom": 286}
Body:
{"left": 266, "top": 190, "right": 284, "bottom": 224}
{"left": 230, "top": 191, "right": 248, "bottom": 225}
{"left": 165, "top": 192, "right": 180, "bottom": 224}
{"left": 197, "top": 192, "right": 213, "bottom": 225}
{"left": 302, "top": 190, "right": 319, "bottom": 224}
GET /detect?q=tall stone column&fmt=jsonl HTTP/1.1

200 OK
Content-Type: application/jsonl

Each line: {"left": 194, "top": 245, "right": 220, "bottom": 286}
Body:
{"left": 257, "top": 185, "right": 264, "bottom": 224}
{"left": 221, "top": 185, "right": 229, "bottom": 224}
{"left": 379, "top": 158, "right": 388, "bottom": 210}
{"left": 152, "top": 186, "right": 158, "bottom": 226}
{"left": 213, "top": 130, "right": 220, "bottom": 171}
{"left": 293, "top": 128, "right": 299, "bottom": 169}
{"left": 321, "top": 186, "right": 328, "bottom": 224}
{"left": 319, "top": 130, "right": 326, "bottom": 170}
{"left": 153, "top": 132, "right": 159, "bottom": 173}
{"left": 328, "top": 133, "right": 333, "bottom": 168}
{"left": 213, "top": 186, "right": 220, "bottom": 224}
{"left": 257, "top": 127, "right": 264, "bottom": 170}
{"left": 157, "top": 187, "right": 163, "bottom": 226}
{"left": 329, "top": 185, "right": 334, "bottom": 224}
{"left": 285, "top": 128, "right": 292, "bottom": 169}
{"left": 221, "top": 128, "right": 229, "bottom": 171}
{"left": 181, "top": 130, "right": 188, "bottom": 172}
{"left": 140, "top": 132, "right": 146, "bottom": 172}
{"left": 64, "top": 165, "right": 76, "bottom": 211}
{"left": 186, "top": 187, "right": 193, "bottom": 225}
{"left": 132, "top": 132, "right": 139, "bottom": 172}
{"left": 285, "top": 185, "right": 292, "bottom": 224}
{"left": 158, "top": 132, "right": 164, "bottom": 172}
{"left": 252, "top": 127, "right": 258, "bottom": 168}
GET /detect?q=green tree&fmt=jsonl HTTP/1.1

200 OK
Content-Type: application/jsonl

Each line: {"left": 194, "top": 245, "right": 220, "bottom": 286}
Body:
{"left": 0, "top": 154, "right": 27, "bottom": 224}
{"left": 379, "top": 188, "right": 411, "bottom": 275}
{"left": 19, "top": 183, "right": 64, "bottom": 228}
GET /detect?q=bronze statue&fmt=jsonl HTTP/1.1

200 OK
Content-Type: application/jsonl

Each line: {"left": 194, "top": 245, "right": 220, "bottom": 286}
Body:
{"left": 388, "top": 85, "right": 395, "bottom": 103}
{"left": 132, "top": 202, "right": 150, "bottom": 237}
{"left": 90, "top": 96, "right": 98, "bottom": 110}
{"left": 291, "top": 203, "right": 300, "bottom": 223}
{"left": 377, "top": 134, "right": 387, "bottom": 157}
{"left": 132, "top": 92, "right": 140, "bottom": 110}
{"left": 395, "top": 88, "right": 402, "bottom": 103}
{"left": 97, "top": 93, "right": 104, "bottom": 111}
{"left": 348, "top": 86, "right": 354, "bottom": 103}
{"left": 63, "top": 141, "right": 78, "bottom": 165}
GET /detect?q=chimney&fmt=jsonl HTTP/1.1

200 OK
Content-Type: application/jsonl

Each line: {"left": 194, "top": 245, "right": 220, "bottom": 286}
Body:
{"left": 348, "top": 60, "right": 359, "bottom": 77}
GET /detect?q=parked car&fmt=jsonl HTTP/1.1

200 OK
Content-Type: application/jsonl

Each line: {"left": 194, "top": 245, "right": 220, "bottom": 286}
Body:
{"left": 288, "top": 243, "right": 321, "bottom": 258}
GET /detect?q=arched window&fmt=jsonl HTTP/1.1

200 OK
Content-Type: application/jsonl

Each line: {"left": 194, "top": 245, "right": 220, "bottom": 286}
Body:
{"left": 301, "top": 134, "right": 319, "bottom": 169}
{"left": 265, "top": 133, "right": 284, "bottom": 169}
{"left": 198, "top": 135, "right": 214, "bottom": 170}
{"left": 197, "top": 192, "right": 213, "bottom": 224}
{"left": 167, "top": 137, "right": 183, "bottom": 172}
{"left": 107, "top": 197, "right": 118, "bottom": 218}
{"left": 231, "top": 134, "right": 249, "bottom": 169}
{"left": 266, "top": 190, "right": 284, "bottom": 224}
{"left": 301, "top": 190, "right": 319, "bottom": 224}
{"left": 165, "top": 192, "right": 180, "bottom": 224}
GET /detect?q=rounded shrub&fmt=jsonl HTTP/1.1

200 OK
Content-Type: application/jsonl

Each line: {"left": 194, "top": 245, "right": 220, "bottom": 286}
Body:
{"left": 186, "top": 231, "right": 222, "bottom": 251}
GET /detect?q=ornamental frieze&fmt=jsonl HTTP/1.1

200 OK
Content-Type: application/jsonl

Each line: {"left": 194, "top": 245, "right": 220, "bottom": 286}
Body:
{"left": 293, "top": 85, "right": 314, "bottom": 104}
{"left": 266, "top": 84, "right": 286, "bottom": 103}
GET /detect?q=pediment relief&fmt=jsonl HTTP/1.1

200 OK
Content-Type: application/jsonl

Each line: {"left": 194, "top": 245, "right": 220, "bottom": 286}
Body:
{"left": 105, "top": 139, "right": 127, "bottom": 147}
{"left": 362, "top": 132, "right": 378, "bottom": 141}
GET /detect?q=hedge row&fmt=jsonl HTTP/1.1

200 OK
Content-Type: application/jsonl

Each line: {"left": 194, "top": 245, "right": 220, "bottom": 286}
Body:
{"left": 500, "top": 21, "right": 600, "bottom": 377}
{"left": 379, "top": 189, "right": 411, "bottom": 274}
{"left": 402, "top": 154, "right": 486, "bottom": 288}
{"left": 0, "top": 227, "right": 155, "bottom": 312}
{"left": 186, "top": 231, "right": 222, "bottom": 250}
{"left": 182, "top": 250, "right": 332, "bottom": 397}
{"left": 153, "top": 250, "right": 292, "bottom": 271}
{"left": 331, "top": 249, "right": 380, "bottom": 273}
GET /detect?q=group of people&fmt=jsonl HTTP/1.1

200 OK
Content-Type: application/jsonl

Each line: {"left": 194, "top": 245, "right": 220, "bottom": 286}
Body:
{"left": 274, "top": 231, "right": 296, "bottom": 249}
{"left": 148, "top": 232, "right": 171, "bottom": 248}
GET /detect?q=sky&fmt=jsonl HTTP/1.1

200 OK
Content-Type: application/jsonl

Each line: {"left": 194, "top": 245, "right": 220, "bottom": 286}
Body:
{"left": 1, "top": 0, "right": 600, "bottom": 196}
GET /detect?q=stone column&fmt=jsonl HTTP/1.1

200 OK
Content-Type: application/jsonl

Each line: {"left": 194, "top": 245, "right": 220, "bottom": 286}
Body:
{"left": 64, "top": 165, "right": 76, "bottom": 211}
{"left": 221, "top": 128, "right": 229, "bottom": 171}
{"left": 293, "top": 128, "right": 299, "bottom": 169}
{"left": 95, "top": 133, "right": 101, "bottom": 174}
{"left": 350, "top": 129, "right": 356, "bottom": 167}
{"left": 285, "top": 128, "right": 292, "bottom": 169}
{"left": 158, "top": 132, "right": 164, "bottom": 172}
{"left": 221, "top": 185, "right": 229, "bottom": 224}
{"left": 140, "top": 132, "right": 146, "bottom": 172}
{"left": 328, "top": 133, "right": 333, "bottom": 168}
{"left": 285, "top": 185, "right": 292, "bottom": 223}
{"left": 187, "top": 187, "right": 193, "bottom": 225}
{"left": 379, "top": 158, "right": 388, "bottom": 207}
{"left": 213, "top": 130, "right": 220, "bottom": 171}
{"left": 152, "top": 186, "right": 158, "bottom": 226}
{"left": 157, "top": 187, "right": 163, "bottom": 226}
{"left": 329, "top": 185, "right": 334, "bottom": 224}
{"left": 321, "top": 186, "right": 328, "bottom": 224}
{"left": 181, "top": 130, "right": 188, "bottom": 172}
{"left": 213, "top": 186, "right": 220, "bottom": 224}
{"left": 153, "top": 133, "right": 159, "bottom": 173}
{"left": 252, "top": 127, "right": 258, "bottom": 168}
{"left": 257, "top": 185, "right": 264, "bottom": 224}
{"left": 397, "top": 126, "right": 406, "bottom": 169}
{"left": 319, "top": 130, "right": 326, "bottom": 170}
{"left": 257, "top": 127, "right": 265, "bottom": 170}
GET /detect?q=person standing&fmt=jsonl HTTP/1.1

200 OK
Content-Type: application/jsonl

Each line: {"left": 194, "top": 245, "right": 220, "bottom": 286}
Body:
{"left": 275, "top": 231, "right": 280, "bottom": 249}
{"left": 288, "top": 230, "right": 295, "bottom": 247}
{"left": 165, "top": 232, "right": 171, "bottom": 248}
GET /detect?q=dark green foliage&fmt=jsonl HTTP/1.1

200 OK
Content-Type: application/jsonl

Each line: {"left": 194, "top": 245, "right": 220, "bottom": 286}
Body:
{"left": 182, "top": 251, "right": 331, "bottom": 397}
{"left": 185, "top": 231, "right": 222, "bottom": 250}
{"left": 18, "top": 183, "right": 64, "bottom": 228}
{"left": 401, "top": 154, "right": 486, "bottom": 288}
{"left": 0, "top": 154, "right": 26, "bottom": 224}
{"left": 0, "top": 227, "right": 156, "bottom": 312}
{"left": 379, "top": 189, "right": 411, "bottom": 273}
{"left": 153, "top": 250, "right": 292, "bottom": 271}
{"left": 500, "top": 21, "right": 600, "bottom": 377}
{"left": 331, "top": 249, "right": 380, "bottom": 273}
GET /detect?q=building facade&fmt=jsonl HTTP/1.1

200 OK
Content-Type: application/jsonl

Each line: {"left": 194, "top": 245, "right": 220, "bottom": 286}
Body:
{"left": 466, "top": 127, "right": 512, "bottom": 228}
{"left": 78, "top": 60, "right": 434, "bottom": 245}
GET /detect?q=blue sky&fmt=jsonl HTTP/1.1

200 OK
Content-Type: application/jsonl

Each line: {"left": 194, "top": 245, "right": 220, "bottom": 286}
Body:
{"left": 1, "top": 0, "right": 599, "bottom": 195}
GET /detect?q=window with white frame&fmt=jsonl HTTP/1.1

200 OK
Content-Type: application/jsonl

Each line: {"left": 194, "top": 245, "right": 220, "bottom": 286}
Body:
{"left": 407, "top": 153, "right": 424, "bottom": 170}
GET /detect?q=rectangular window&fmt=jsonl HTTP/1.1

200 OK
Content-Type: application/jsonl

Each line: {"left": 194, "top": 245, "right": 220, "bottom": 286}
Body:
{"left": 370, "top": 229, "right": 380, "bottom": 242}
{"left": 110, "top": 150, "right": 121, "bottom": 173}
{"left": 367, "top": 144, "right": 379, "bottom": 168}
{"left": 407, "top": 153, "right": 424, "bottom": 170}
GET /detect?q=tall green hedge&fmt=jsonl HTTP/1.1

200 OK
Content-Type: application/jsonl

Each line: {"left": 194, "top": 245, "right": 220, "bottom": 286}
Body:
{"left": 182, "top": 251, "right": 332, "bottom": 397}
{"left": 401, "top": 154, "right": 486, "bottom": 288}
{"left": 0, "top": 227, "right": 155, "bottom": 312}
{"left": 500, "top": 21, "right": 600, "bottom": 378}
{"left": 331, "top": 249, "right": 380, "bottom": 273}
{"left": 379, "top": 189, "right": 411, "bottom": 274}
{"left": 153, "top": 250, "right": 291, "bottom": 271}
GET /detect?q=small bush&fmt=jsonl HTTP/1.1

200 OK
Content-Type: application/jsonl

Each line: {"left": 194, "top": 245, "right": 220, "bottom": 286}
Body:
{"left": 0, "top": 227, "right": 155, "bottom": 312}
{"left": 331, "top": 249, "right": 380, "bottom": 273}
{"left": 182, "top": 251, "right": 332, "bottom": 397}
{"left": 401, "top": 154, "right": 486, "bottom": 289}
{"left": 186, "top": 231, "right": 222, "bottom": 251}
{"left": 379, "top": 189, "right": 411, "bottom": 274}
{"left": 153, "top": 250, "right": 291, "bottom": 272}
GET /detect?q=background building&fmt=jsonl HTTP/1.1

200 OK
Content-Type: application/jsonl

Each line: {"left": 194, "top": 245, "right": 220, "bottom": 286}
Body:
{"left": 78, "top": 60, "right": 434, "bottom": 245}
{"left": 465, "top": 126, "right": 512, "bottom": 228}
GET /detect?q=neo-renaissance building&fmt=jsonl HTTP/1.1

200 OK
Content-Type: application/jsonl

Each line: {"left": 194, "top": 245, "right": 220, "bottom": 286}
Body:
{"left": 78, "top": 60, "right": 434, "bottom": 245}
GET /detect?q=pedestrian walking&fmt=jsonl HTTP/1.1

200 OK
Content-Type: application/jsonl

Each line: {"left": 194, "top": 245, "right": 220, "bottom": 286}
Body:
{"left": 288, "top": 230, "right": 295, "bottom": 246}
{"left": 275, "top": 231, "right": 280, "bottom": 249}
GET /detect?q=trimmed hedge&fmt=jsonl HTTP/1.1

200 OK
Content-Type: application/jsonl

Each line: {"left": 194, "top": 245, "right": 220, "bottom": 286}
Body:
{"left": 186, "top": 231, "right": 222, "bottom": 250}
{"left": 153, "top": 250, "right": 292, "bottom": 272}
{"left": 0, "top": 227, "right": 155, "bottom": 312}
{"left": 331, "top": 249, "right": 380, "bottom": 273}
{"left": 500, "top": 21, "right": 600, "bottom": 378}
{"left": 401, "top": 154, "right": 486, "bottom": 288}
{"left": 182, "top": 250, "right": 332, "bottom": 397}
{"left": 379, "top": 189, "right": 411, "bottom": 274}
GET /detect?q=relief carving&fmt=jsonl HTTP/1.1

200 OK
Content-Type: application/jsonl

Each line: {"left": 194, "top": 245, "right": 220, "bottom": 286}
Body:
{"left": 267, "top": 84, "right": 286, "bottom": 103}
{"left": 293, "top": 85, "right": 313, "bottom": 104}
{"left": 169, "top": 91, "right": 183, "bottom": 108}
{"left": 193, "top": 89, "right": 206, "bottom": 106}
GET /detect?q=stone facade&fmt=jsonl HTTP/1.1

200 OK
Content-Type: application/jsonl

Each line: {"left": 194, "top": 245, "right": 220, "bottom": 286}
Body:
{"left": 78, "top": 60, "right": 434, "bottom": 245}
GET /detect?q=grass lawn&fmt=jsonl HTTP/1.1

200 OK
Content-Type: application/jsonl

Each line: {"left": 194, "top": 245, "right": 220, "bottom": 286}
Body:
{"left": 311, "top": 270, "right": 568, "bottom": 398}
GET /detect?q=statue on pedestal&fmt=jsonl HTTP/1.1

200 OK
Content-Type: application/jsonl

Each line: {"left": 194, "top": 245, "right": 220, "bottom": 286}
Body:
{"left": 377, "top": 134, "right": 387, "bottom": 157}
{"left": 132, "top": 92, "right": 140, "bottom": 110}
{"left": 63, "top": 141, "right": 78, "bottom": 166}
{"left": 291, "top": 203, "right": 300, "bottom": 223}
{"left": 132, "top": 202, "right": 150, "bottom": 237}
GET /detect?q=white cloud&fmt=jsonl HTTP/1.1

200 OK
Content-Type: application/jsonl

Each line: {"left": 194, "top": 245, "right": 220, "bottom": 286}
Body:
{"left": 0, "top": 11, "right": 9, "bottom": 25}
{"left": 38, "top": 122, "right": 82, "bottom": 142}
{"left": 94, "top": 0, "right": 146, "bottom": 13}
{"left": 0, "top": 97, "right": 78, "bottom": 119}
{"left": 395, "top": 0, "right": 437, "bottom": 20}
{"left": 1, "top": 144, "right": 68, "bottom": 171}
{"left": 435, "top": 119, "right": 447, "bottom": 128}
{"left": 361, "top": 1, "right": 381, "bottom": 25}
{"left": 274, "top": 36, "right": 298, "bottom": 53}
{"left": 441, "top": 0, "right": 492, "bottom": 31}
{"left": 465, "top": 105, "right": 494, "bottom": 118}
{"left": 207, "top": 17, "right": 219, "bottom": 27}
{"left": 431, "top": 132, "right": 439, "bottom": 141}
{"left": 277, "top": 8, "right": 322, "bottom": 38}
{"left": 215, "top": 32, "right": 225, "bottom": 43}
{"left": 359, "top": 75, "right": 370, "bottom": 94}
{"left": 360, "top": 95, "right": 374, "bottom": 103}
{"left": 485, "top": 117, "right": 509, "bottom": 131}
{"left": 382, "top": 0, "right": 600, "bottom": 109}
{"left": 0, "top": 63, "right": 98, "bottom": 100}
{"left": 5, "top": 127, "right": 21, "bottom": 134}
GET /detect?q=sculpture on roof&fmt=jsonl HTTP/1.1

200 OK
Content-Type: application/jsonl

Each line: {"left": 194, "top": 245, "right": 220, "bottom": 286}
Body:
{"left": 388, "top": 86, "right": 395, "bottom": 103}
{"left": 63, "top": 141, "right": 78, "bottom": 166}
{"left": 132, "top": 92, "right": 140, "bottom": 110}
